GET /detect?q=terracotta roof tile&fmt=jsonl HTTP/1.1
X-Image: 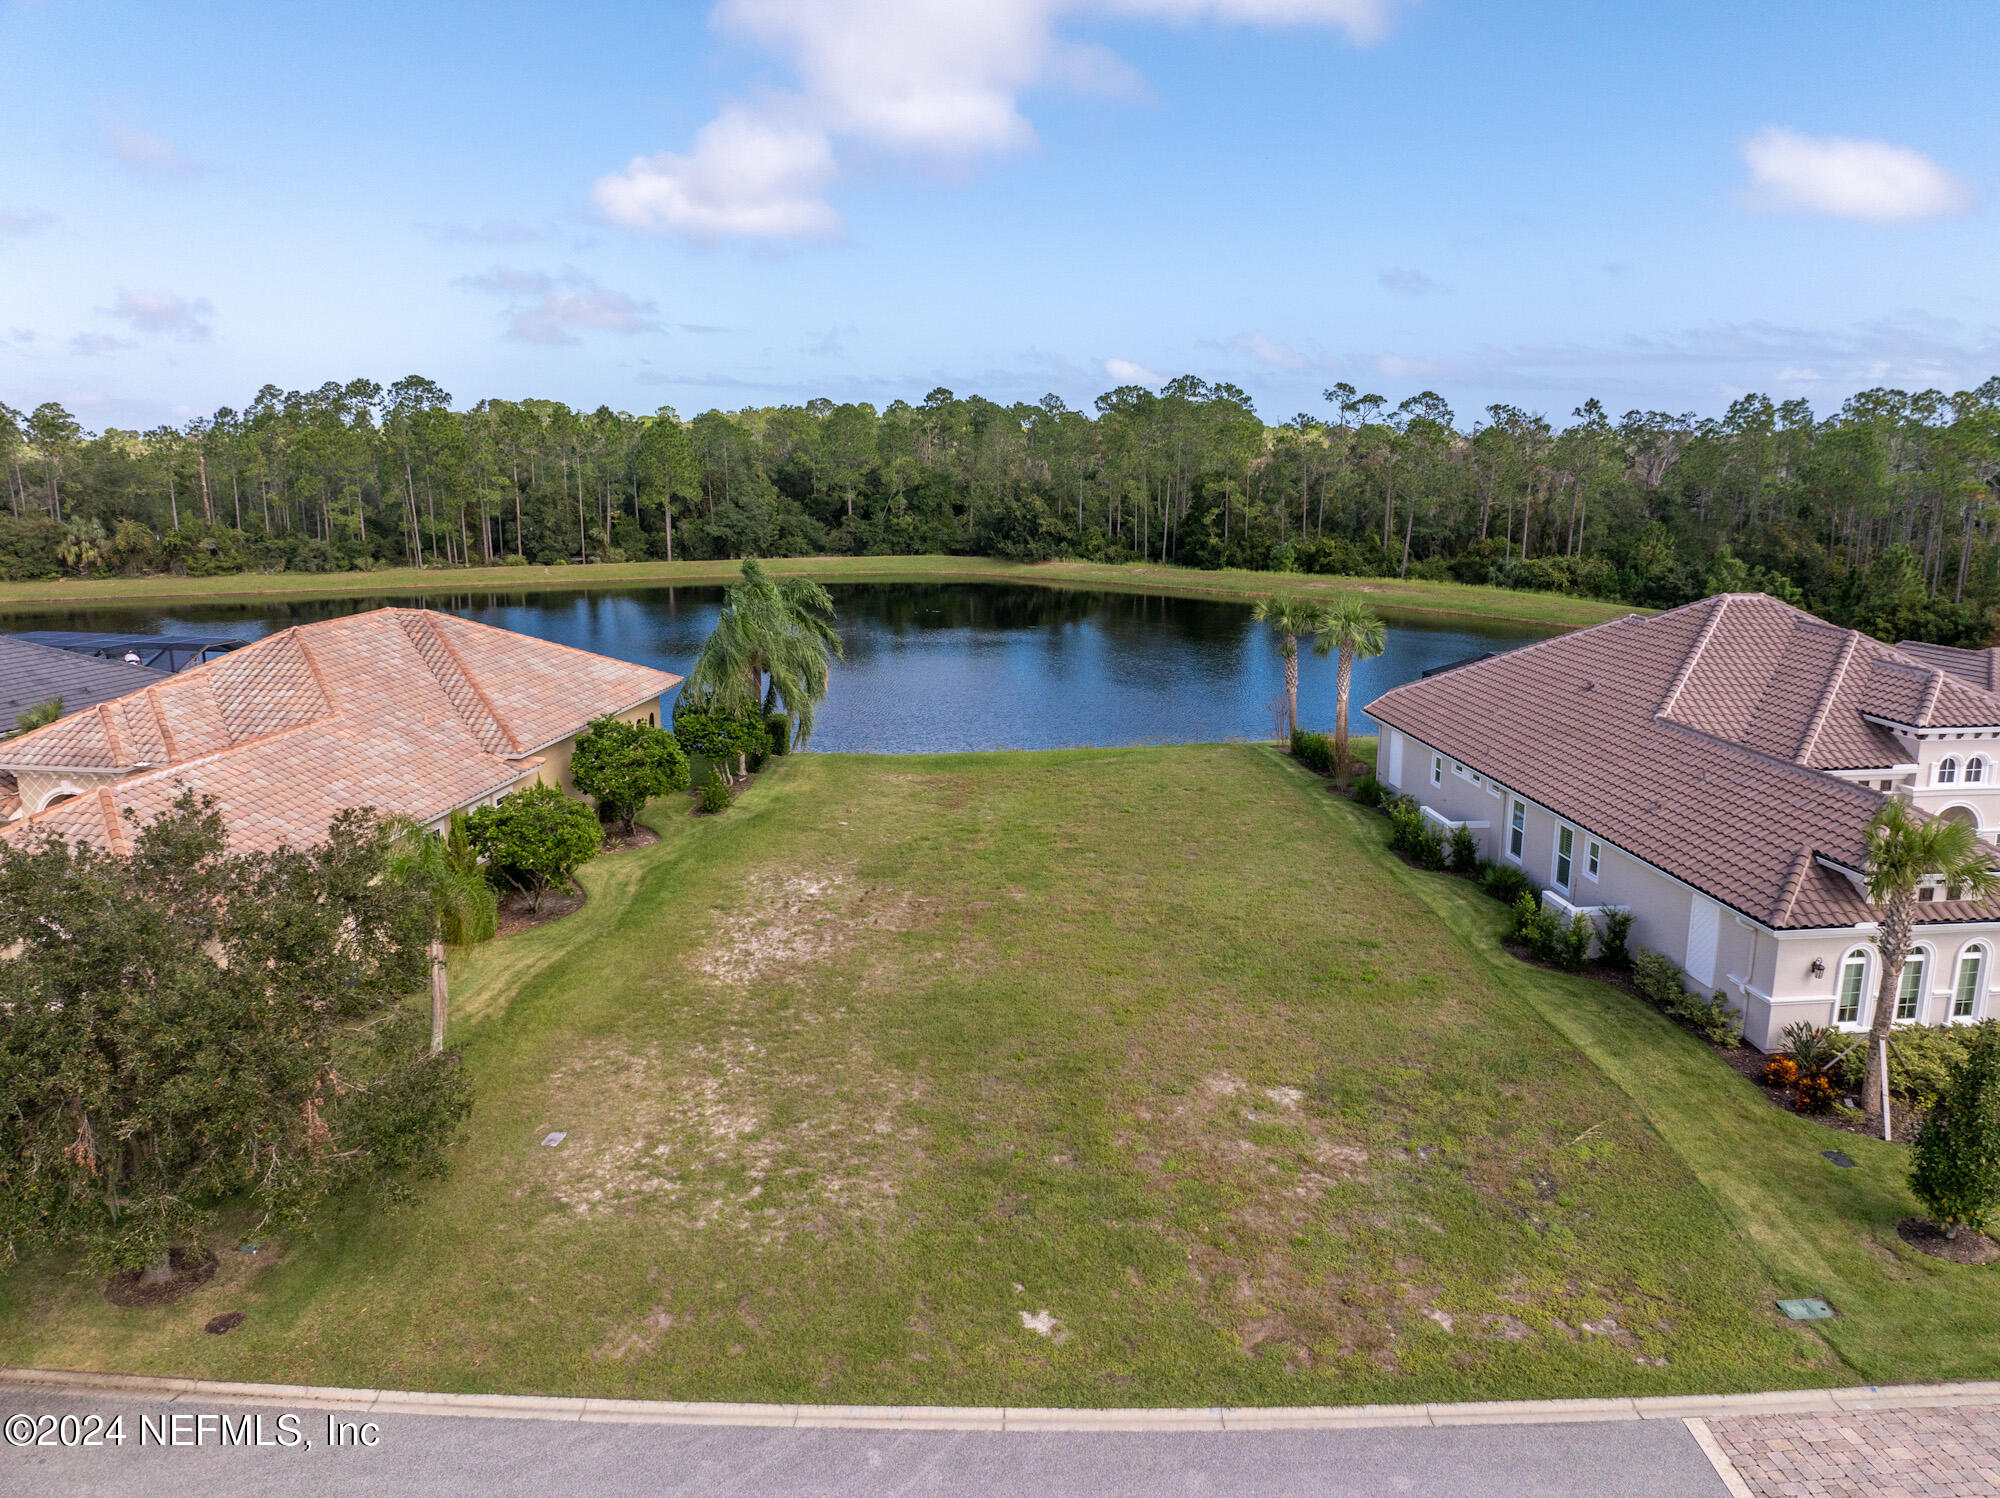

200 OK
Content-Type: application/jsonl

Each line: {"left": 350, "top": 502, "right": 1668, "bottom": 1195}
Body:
{"left": 1366, "top": 593, "right": 2000, "bottom": 930}
{"left": 1, "top": 607, "right": 680, "bottom": 854}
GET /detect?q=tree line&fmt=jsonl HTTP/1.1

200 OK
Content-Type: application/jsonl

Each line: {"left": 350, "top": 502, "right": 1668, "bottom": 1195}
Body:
{"left": 3, "top": 372, "right": 1997, "bottom": 643}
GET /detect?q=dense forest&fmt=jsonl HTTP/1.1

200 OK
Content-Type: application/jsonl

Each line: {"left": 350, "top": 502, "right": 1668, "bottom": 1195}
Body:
{"left": 3, "top": 373, "right": 1998, "bottom": 644}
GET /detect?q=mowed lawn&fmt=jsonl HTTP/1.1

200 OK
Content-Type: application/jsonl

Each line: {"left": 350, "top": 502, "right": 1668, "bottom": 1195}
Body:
{"left": 0, "top": 744, "right": 1935, "bottom": 1405}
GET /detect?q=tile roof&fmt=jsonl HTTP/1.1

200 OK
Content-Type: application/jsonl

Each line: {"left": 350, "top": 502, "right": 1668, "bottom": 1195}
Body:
{"left": 1366, "top": 593, "right": 2000, "bottom": 931}
{"left": 0, "top": 608, "right": 680, "bottom": 854}
{"left": 0, "top": 635, "right": 166, "bottom": 727}
{"left": 1895, "top": 639, "right": 2000, "bottom": 694}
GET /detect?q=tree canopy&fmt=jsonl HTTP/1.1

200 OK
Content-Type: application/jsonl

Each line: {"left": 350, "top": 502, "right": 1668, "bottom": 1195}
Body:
{"left": 570, "top": 716, "right": 691, "bottom": 832}
{"left": 2, "top": 374, "right": 1998, "bottom": 644}
{"left": 0, "top": 794, "right": 472, "bottom": 1275}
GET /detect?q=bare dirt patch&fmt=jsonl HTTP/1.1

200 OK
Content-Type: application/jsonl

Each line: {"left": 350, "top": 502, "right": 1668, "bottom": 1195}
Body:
{"left": 598, "top": 824, "right": 661, "bottom": 855}
{"left": 694, "top": 870, "right": 935, "bottom": 989}
{"left": 496, "top": 885, "right": 586, "bottom": 939}
{"left": 531, "top": 1035, "right": 923, "bottom": 1241}
{"left": 1898, "top": 1217, "right": 2000, "bottom": 1265}
{"left": 104, "top": 1246, "right": 218, "bottom": 1308}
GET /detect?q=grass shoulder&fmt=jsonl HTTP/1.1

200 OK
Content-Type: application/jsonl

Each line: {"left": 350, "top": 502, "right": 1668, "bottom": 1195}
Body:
{"left": 0, "top": 555, "right": 1638, "bottom": 630}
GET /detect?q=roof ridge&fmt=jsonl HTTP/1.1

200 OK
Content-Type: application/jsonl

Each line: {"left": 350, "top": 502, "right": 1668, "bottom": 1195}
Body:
{"left": 145, "top": 684, "right": 180, "bottom": 761}
{"left": 94, "top": 701, "right": 130, "bottom": 766}
{"left": 1368, "top": 610, "right": 1644, "bottom": 708}
{"left": 1795, "top": 629, "right": 1860, "bottom": 766}
{"left": 95, "top": 787, "right": 128, "bottom": 856}
{"left": 1656, "top": 595, "right": 1728, "bottom": 720}
{"left": 290, "top": 626, "right": 339, "bottom": 718}
{"left": 402, "top": 612, "right": 523, "bottom": 754}
{"left": 1650, "top": 715, "right": 1886, "bottom": 808}
{"left": 1919, "top": 668, "right": 1946, "bottom": 727}
{"left": 1772, "top": 842, "right": 1816, "bottom": 928}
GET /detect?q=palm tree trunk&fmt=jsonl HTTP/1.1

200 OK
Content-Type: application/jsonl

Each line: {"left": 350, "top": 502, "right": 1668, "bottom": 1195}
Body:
{"left": 1333, "top": 647, "right": 1355, "bottom": 783}
{"left": 429, "top": 934, "right": 448, "bottom": 1053}
{"left": 1284, "top": 639, "right": 1299, "bottom": 739}
{"left": 1863, "top": 893, "right": 1913, "bottom": 1139}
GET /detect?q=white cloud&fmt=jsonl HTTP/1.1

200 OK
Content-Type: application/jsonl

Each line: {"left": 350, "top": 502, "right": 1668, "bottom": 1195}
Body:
{"left": 0, "top": 207, "right": 52, "bottom": 238}
{"left": 103, "top": 124, "right": 196, "bottom": 176}
{"left": 1233, "top": 332, "right": 1310, "bottom": 370}
{"left": 592, "top": 108, "right": 841, "bottom": 241}
{"left": 1741, "top": 127, "right": 1971, "bottom": 223}
{"left": 456, "top": 266, "right": 661, "bottom": 344}
{"left": 594, "top": 0, "right": 1409, "bottom": 241}
{"left": 70, "top": 332, "right": 139, "bottom": 357}
{"left": 1102, "top": 356, "right": 1164, "bottom": 385}
{"left": 1379, "top": 267, "right": 1444, "bottom": 296}
{"left": 107, "top": 288, "right": 213, "bottom": 342}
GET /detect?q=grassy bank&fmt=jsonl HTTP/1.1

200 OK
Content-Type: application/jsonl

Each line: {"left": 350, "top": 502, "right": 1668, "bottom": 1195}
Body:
{"left": 0, "top": 555, "right": 1636, "bottom": 630}
{"left": 1, "top": 744, "right": 1879, "bottom": 1406}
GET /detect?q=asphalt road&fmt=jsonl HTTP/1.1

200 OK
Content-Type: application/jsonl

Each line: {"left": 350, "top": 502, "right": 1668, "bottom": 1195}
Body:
{"left": 0, "top": 1392, "right": 1729, "bottom": 1498}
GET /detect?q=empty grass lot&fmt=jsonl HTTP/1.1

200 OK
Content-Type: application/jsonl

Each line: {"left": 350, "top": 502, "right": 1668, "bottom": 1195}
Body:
{"left": 2, "top": 744, "right": 1980, "bottom": 1404}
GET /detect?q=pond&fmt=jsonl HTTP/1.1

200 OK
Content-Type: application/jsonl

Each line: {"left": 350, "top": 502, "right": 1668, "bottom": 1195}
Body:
{"left": 5, "top": 584, "right": 1552, "bottom": 753}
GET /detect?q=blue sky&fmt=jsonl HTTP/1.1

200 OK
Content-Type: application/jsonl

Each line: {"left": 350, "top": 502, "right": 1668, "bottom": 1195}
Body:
{"left": 1, "top": 0, "right": 1994, "bottom": 431}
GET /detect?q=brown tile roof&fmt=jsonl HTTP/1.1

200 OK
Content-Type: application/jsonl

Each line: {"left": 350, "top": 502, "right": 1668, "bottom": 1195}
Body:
{"left": 1366, "top": 593, "right": 2000, "bottom": 931}
{"left": 1895, "top": 640, "right": 2000, "bottom": 694}
{"left": 1, "top": 608, "right": 679, "bottom": 854}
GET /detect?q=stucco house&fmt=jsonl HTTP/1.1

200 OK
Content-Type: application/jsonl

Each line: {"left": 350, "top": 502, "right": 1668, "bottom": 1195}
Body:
{"left": 1366, "top": 592, "right": 2000, "bottom": 1052}
{"left": 0, "top": 607, "right": 680, "bottom": 854}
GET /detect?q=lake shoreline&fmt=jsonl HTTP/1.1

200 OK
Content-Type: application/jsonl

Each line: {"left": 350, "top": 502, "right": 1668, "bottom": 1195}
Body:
{"left": 0, "top": 554, "right": 1639, "bottom": 631}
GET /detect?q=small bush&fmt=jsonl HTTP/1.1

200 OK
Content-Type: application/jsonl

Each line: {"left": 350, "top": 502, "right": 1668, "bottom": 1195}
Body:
{"left": 1784, "top": 1022, "right": 1857, "bottom": 1083}
{"left": 1447, "top": 825, "right": 1480, "bottom": 875}
{"left": 699, "top": 767, "right": 733, "bottom": 814}
{"left": 1909, "top": 1023, "right": 2000, "bottom": 1236}
{"left": 1555, "top": 911, "right": 1595, "bottom": 972}
{"left": 1385, "top": 796, "right": 1423, "bottom": 855}
{"left": 1599, "top": 908, "right": 1634, "bottom": 969}
{"left": 1760, "top": 1055, "right": 1800, "bottom": 1089}
{"left": 1681, "top": 991, "right": 1744, "bottom": 1046}
{"left": 1631, "top": 949, "right": 1686, "bottom": 1009}
{"left": 1832, "top": 1022, "right": 1975, "bottom": 1107}
{"left": 1413, "top": 823, "right": 1447, "bottom": 871}
{"left": 1291, "top": 728, "right": 1334, "bottom": 774}
{"left": 1484, "top": 864, "right": 1533, "bottom": 907}
{"left": 765, "top": 713, "right": 792, "bottom": 756}
{"left": 1794, "top": 1072, "right": 1839, "bottom": 1115}
{"left": 1351, "top": 774, "right": 1383, "bottom": 808}
{"left": 1509, "top": 892, "right": 1566, "bottom": 963}
{"left": 503, "top": 553, "right": 529, "bottom": 567}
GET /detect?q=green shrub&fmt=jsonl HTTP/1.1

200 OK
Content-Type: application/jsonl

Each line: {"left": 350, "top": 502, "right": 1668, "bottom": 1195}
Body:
{"left": 1629, "top": 948, "right": 1741, "bottom": 1045}
{"left": 1385, "top": 796, "right": 1423, "bottom": 854}
{"left": 1509, "top": 892, "right": 1565, "bottom": 962}
{"left": 1413, "top": 823, "right": 1447, "bottom": 871}
{"left": 766, "top": 713, "right": 793, "bottom": 756}
{"left": 673, "top": 704, "right": 767, "bottom": 768}
{"left": 699, "top": 767, "right": 733, "bottom": 814}
{"left": 1832, "top": 1022, "right": 1975, "bottom": 1106}
{"left": 1632, "top": 948, "right": 1686, "bottom": 1008}
{"left": 1556, "top": 912, "right": 1595, "bottom": 972}
{"left": 1351, "top": 774, "right": 1383, "bottom": 808}
{"left": 1290, "top": 728, "right": 1335, "bottom": 774}
{"left": 465, "top": 783, "right": 603, "bottom": 911}
{"left": 1484, "top": 864, "right": 1533, "bottom": 907}
{"left": 569, "top": 715, "right": 690, "bottom": 833}
{"left": 1910, "top": 1023, "right": 2000, "bottom": 1235}
{"left": 1599, "top": 908, "right": 1635, "bottom": 969}
{"left": 1783, "top": 1022, "right": 1855, "bottom": 1082}
{"left": 1447, "top": 825, "right": 1480, "bottom": 875}
{"left": 503, "top": 553, "right": 529, "bottom": 567}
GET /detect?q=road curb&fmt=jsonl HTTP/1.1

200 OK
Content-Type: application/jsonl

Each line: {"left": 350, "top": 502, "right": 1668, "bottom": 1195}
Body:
{"left": 6, "top": 1367, "right": 2000, "bottom": 1432}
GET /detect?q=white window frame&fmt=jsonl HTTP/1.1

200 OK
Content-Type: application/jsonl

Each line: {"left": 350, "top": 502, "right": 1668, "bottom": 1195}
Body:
{"left": 1835, "top": 947, "right": 1868, "bottom": 1028}
{"left": 1955, "top": 943, "right": 1988, "bottom": 1021}
{"left": 1969, "top": 756, "right": 1988, "bottom": 786}
{"left": 1552, "top": 825, "right": 1575, "bottom": 893}
{"left": 1506, "top": 798, "right": 1526, "bottom": 863}
{"left": 1585, "top": 838, "right": 1601, "bottom": 881}
{"left": 1937, "top": 757, "right": 1960, "bottom": 786}
{"left": 1431, "top": 753, "right": 1444, "bottom": 787}
{"left": 1895, "top": 948, "right": 1931, "bottom": 1023}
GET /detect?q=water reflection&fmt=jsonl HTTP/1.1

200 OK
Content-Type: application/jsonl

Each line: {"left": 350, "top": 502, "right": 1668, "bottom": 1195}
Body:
{"left": 7, "top": 583, "right": 1547, "bottom": 753}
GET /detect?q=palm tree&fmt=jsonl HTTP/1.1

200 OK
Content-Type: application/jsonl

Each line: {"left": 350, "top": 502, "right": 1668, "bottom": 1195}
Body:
{"left": 683, "top": 558, "right": 843, "bottom": 753}
{"left": 1862, "top": 800, "right": 2000, "bottom": 1139}
{"left": 1253, "top": 595, "right": 1333, "bottom": 740}
{"left": 386, "top": 813, "right": 499, "bottom": 1053}
{"left": 1322, "top": 597, "right": 1387, "bottom": 783}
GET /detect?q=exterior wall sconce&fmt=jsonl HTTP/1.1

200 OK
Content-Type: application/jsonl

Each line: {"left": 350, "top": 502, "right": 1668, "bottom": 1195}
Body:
{"left": 1810, "top": 958, "right": 1826, "bottom": 978}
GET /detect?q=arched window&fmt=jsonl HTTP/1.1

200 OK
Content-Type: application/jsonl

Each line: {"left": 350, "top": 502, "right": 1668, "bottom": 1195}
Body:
{"left": 1938, "top": 757, "right": 1960, "bottom": 785}
{"left": 1836, "top": 948, "right": 1867, "bottom": 1025}
{"left": 1956, "top": 944, "right": 1988, "bottom": 1020}
{"left": 1897, "top": 949, "right": 1930, "bottom": 1022}
{"left": 1968, "top": 756, "right": 1987, "bottom": 785}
